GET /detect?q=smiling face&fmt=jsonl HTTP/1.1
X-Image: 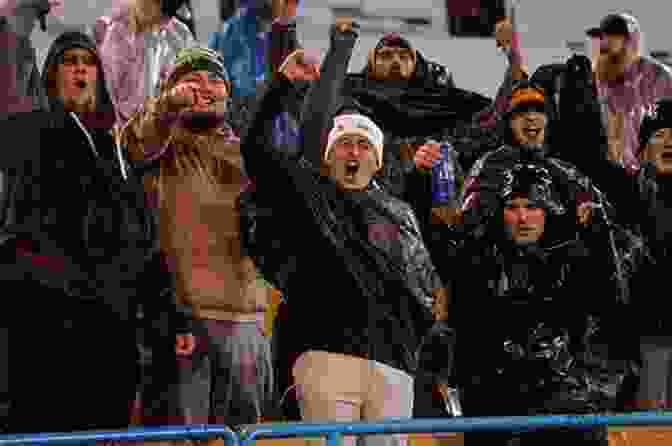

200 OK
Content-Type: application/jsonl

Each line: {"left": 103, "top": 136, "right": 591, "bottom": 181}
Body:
{"left": 503, "top": 196, "right": 546, "bottom": 245}
{"left": 325, "top": 133, "right": 379, "bottom": 191}
{"left": 510, "top": 109, "right": 547, "bottom": 147}
{"left": 55, "top": 47, "right": 98, "bottom": 113}
{"left": 642, "top": 127, "right": 672, "bottom": 175}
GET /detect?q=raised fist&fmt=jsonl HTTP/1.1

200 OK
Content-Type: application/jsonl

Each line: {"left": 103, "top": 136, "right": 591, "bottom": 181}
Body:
{"left": 414, "top": 141, "right": 442, "bottom": 170}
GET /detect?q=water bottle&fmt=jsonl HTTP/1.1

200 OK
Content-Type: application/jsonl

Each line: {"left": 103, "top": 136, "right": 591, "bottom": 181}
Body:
{"left": 431, "top": 142, "right": 456, "bottom": 206}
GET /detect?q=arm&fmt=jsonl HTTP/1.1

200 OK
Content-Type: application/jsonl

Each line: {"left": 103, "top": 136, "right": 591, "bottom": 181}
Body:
{"left": 298, "top": 20, "right": 358, "bottom": 167}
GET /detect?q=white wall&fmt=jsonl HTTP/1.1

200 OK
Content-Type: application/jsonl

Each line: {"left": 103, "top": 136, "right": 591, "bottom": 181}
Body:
{"left": 28, "top": 0, "right": 672, "bottom": 98}
{"left": 297, "top": 0, "right": 672, "bottom": 97}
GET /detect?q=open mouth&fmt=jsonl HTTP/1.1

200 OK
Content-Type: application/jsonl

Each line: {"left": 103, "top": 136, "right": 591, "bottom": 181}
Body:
{"left": 75, "top": 80, "right": 87, "bottom": 89}
{"left": 523, "top": 127, "right": 541, "bottom": 139}
{"left": 345, "top": 161, "right": 360, "bottom": 177}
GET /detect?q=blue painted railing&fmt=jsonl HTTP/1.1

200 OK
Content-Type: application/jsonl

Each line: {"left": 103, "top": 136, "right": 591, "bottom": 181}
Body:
{"left": 0, "top": 425, "right": 238, "bottom": 445}
{"left": 3, "top": 413, "right": 672, "bottom": 445}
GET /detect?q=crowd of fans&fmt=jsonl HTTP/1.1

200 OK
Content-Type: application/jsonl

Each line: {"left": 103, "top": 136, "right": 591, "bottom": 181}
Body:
{"left": 2, "top": 1, "right": 672, "bottom": 446}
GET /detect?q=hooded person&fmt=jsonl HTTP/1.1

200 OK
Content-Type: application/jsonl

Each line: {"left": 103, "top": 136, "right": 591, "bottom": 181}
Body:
{"left": 0, "top": 30, "right": 194, "bottom": 434}
{"left": 122, "top": 46, "right": 275, "bottom": 426}
{"left": 242, "top": 18, "right": 448, "bottom": 441}
{"left": 449, "top": 162, "right": 641, "bottom": 446}
{"left": 339, "top": 33, "right": 490, "bottom": 198}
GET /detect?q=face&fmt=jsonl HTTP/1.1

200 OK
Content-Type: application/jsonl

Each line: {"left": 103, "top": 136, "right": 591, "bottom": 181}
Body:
{"left": 326, "top": 134, "right": 379, "bottom": 191}
{"left": 372, "top": 46, "right": 415, "bottom": 81}
{"left": 175, "top": 70, "right": 229, "bottom": 113}
{"left": 596, "top": 33, "right": 635, "bottom": 80}
{"left": 56, "top": 47, "right": 98, "bottom": 113}
{"left": 643, "top": 127, "right": 672, "bottom": 175}
{"left": 510, "top": 110, "right": 547, "bottom": 147}
{"left": 503, "top": 196, "right": 546, "bottom": 245}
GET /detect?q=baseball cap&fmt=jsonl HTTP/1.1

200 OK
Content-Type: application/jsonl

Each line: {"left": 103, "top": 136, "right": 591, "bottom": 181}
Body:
{"left": 586, "top": 13, "right": 640, "bottom": 37}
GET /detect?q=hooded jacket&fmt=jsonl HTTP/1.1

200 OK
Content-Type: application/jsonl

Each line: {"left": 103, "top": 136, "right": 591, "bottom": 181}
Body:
{"left": 449, "top": 163, "right": 640, "bottom": 416}
{"left": 0, "top": 31, "right": 190, "bottom": 337}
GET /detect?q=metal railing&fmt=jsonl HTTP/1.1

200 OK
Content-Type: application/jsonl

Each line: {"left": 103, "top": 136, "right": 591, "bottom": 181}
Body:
{"left": 4, "top": 412, "right": 672, "bottom": 445}
{"left": 0, "top": 425, "right": 238, "bottom": 445}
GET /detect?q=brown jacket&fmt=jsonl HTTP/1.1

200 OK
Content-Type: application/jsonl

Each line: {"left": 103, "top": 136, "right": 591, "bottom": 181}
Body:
{"left": 124, "top": 98, "right": 270, "bottom": 321}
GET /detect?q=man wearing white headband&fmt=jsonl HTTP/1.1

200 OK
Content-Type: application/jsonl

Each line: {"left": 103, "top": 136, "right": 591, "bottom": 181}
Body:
{"left": 323, "top": 113, "right": 385, "bottom": 191}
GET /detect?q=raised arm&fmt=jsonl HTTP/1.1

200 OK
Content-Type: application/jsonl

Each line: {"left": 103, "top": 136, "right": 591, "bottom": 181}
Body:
{"left": 298, "top": 18, "right": 358, "bottom": 167}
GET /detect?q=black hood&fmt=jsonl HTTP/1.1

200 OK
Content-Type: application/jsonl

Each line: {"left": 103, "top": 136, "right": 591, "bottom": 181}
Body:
{"left": 40, "top": 31, "right": 116, "bottom": 130}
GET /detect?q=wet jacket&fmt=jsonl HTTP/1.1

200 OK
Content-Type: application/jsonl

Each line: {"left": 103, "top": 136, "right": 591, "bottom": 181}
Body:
{"left": 242, "top": 25, "right": 439, "bottom": 375}
{"left": 453, "top": 234, "right": 639, "bottom": 416}
{"left": 96, "top": 4, "right": 195, "bottom": 127}
{"left": 0, "top": 31, "right": 191, "bottom": 339}
{"left": 559, "top": 55, "right": 668, "bottom": 336}
{"left": 596, "top": 56, "right": 672, "bottom": 175}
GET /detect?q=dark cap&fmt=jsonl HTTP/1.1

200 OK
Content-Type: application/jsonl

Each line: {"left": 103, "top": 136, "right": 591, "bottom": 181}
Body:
{"left": 586, "top": 13, "right": 640, "bottom": 37}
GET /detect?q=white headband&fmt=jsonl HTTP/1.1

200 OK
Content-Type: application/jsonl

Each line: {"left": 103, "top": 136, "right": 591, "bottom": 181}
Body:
{"left": 324, "top": 114, "right": 384, "bottom": 168}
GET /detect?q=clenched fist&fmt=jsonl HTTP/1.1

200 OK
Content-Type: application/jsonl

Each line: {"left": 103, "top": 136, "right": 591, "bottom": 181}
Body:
{"left": 414, "top": 141, "right": 442, "bottom": 170}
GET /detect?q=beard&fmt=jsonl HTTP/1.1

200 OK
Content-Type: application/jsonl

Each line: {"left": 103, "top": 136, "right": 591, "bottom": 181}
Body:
{"left": 595, "top": 48, "right": 633, "bottom": 82}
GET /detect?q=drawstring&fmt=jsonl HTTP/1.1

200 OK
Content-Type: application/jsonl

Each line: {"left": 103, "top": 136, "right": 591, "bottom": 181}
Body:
{"left": 70, "top": 111, "right": 99, "bottom": 159}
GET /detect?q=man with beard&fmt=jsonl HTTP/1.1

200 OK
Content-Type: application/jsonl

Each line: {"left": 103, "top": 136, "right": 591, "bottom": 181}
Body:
{"left": 123, "top": 46, "right": 275, "bottom": 426}
{"left": 450, "top": 163, "right": 639, "bottom": 446}
{"left": 243, "top": 18, "right": 449, "bottom": 443}
{"left": 586, "top": 13, "right": 672, "bottom": 175}
{"left": 0, "top": 30, "right": 194, "bottom": 434}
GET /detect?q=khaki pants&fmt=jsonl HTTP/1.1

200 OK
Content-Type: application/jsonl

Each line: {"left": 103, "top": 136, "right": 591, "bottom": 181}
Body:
{"left": 292, "top": 351, "right": 414, "bottom": 446}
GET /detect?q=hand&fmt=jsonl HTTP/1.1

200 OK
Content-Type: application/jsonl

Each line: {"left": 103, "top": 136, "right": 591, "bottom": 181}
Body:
{"left": 279, "top": 49, "right": 320, "bottom": 82}
{"left": 432, "top": 287, "right": 449, "bottom": 321}
{"left": 161, "top": 82, "right": 197, "bottom": 113}
{"left": 175, "top": 333, "right": 196, "bottom": 355}
{"left": 495, "top": 19, "right": 513, "bottom": 51}
{"left": 577, "top": 202, "right": 594, "bottom": 226}
{"left": 414, "top": 141, "right": 441, "bottom": 170}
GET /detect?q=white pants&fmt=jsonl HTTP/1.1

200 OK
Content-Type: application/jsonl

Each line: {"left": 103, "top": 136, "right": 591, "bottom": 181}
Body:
{"left": 292, "top": 351, "right": 414, "bottom": 446}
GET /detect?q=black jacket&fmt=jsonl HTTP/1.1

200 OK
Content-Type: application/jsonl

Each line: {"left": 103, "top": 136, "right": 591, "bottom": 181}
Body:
{"left": 0, "top": 31, "right": 191, "bottom": 340}
{"left": 242, "top": 24, "right": 438, "bottom": 377}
